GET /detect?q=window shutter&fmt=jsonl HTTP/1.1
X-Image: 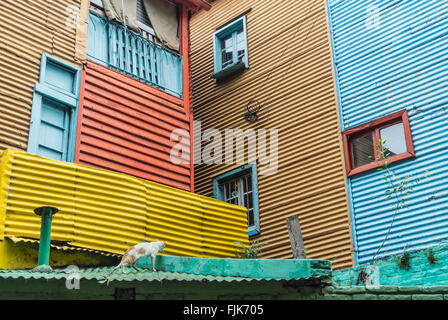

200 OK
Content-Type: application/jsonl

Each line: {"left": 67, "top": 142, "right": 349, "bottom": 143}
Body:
{"left": 136, "top": 0, "right": 152, "bottom": 28}
{"left": 28, "top": 54, "right": 81, "bottom": 163}
{"left": 37, "top": 98, "right": 71, "bottom": 161}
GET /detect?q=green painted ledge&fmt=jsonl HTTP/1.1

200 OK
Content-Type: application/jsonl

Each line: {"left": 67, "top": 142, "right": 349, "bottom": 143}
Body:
{"left": 333, "top": 244, "right": 448, "bottom": 286}
{"left": 136, "top": 256, "right": 332, "bottom": 281}
{"left": 0, "top": 256, "right": 332, "bottom": 285}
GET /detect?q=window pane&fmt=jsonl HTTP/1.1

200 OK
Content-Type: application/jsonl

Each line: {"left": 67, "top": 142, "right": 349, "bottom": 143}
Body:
{"left": 248, "top": 209, "right": 254, "bottom": 227}
{"left": 380, "top": 122, "right": 407, "bottom": 157}
{"left": 221, "top": 35, "right": 233, "bottom": 68}
{"left": 229, "top": 180, "right": 235, "bottom": 195}
{"left": 351, "top": 133, "right": 375, "bottom": 168}
{"left": 219, "top": 173, "right": 255, "bottom": 230}
{"left": 243, "top": 175, "right": 248, "bottom": 193}
{"left": 236, "top": 30, "right": 245, "bottom": 62}
{"left": 248, "top": 192, "right": 253, "bottom": 209}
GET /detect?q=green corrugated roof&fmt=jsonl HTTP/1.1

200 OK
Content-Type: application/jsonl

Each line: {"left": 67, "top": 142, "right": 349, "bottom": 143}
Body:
{"left": 0, "top": 267, "right": 271, "bottom": 283}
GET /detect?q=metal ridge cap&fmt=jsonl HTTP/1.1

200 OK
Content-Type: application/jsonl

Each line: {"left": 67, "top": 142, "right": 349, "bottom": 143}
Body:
{"left": 5, "top": 236, "right": 121, "bottom": 257}
{"left": 0, "top": 268, "right": 262, "bottom": 283}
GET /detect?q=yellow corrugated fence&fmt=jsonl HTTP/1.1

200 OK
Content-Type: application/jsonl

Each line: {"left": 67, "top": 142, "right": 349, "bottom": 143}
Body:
{"left": 0, "top": 149, "right": 249, "bottom": 258}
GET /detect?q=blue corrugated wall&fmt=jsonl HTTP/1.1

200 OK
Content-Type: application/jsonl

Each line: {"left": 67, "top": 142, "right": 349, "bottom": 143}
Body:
{"left": 327, "top": 0, "right": 448, "bottom": 264}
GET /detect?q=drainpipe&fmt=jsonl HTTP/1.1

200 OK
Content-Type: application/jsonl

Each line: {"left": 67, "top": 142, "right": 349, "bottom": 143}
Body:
{"left": 32, "top": 206, "right": 59, "bottom": 272}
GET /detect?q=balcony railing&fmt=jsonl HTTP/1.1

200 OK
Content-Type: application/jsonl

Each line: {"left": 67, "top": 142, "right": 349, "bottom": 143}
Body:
{"left": 87, "top": 11, "right": 183, "bottom": 98}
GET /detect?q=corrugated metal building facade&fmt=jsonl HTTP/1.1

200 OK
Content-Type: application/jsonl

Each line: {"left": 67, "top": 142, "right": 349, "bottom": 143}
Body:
{"left": 76, "top": 61, "right": 192, "bottom": 191}
{"left": 0, "top": 149, "right": 249, "bottom": 265}
{"left": 74, "top": 1, "right": 197, "bottom": 191}
{"left": 0, "top": 0, "right": 197, "bottom": 191}
{"left": 0, "top": 0, "right": 88, "bottom": 153}
{"left": 327, "top": 0, "right": 448, "bottom": 264}
{"left": 190, "top": 0, "right": 355, "bottom": 269}
{"left": 0, "top": 0, "right": 253, "bottom": 269}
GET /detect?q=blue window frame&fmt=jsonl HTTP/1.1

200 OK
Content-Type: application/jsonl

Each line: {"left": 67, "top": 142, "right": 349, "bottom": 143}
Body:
{"left": 27, "top": 53, "right": 81, "bottom": 162}
{"left": 212, "top": 16, "right": 249, "bottom": 81}
{"left": 213, "top": 162, "right": 259, "bottom": 236}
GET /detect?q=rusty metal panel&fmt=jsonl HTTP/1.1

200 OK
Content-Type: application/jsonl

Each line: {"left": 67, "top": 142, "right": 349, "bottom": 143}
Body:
{"left": 0, "top": 149, "right": 249, "bottom": 257}
{"left": 0, "top": 0, "right": 86, "bottom": 154}
{"left": 76, "top": 61, "right": 192, "bottom": 191}
{"left": 190, "top": 0, "right": 354, "bottom": 269}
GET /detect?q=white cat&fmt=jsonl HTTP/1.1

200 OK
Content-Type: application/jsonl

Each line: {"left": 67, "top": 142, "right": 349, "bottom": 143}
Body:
{"left": 116, "top": 240, "right": 167, "bottom": 273}
{"left": 99, "top": 240, "right": 167, "bottom": 284}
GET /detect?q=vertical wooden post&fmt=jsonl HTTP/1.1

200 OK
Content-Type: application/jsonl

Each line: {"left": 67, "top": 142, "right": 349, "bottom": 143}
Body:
{"left": 286, "top": 215, "right": 306, "bottom": 259}
{"left": 74, "top": 69, "right": 86, "bottom": 164}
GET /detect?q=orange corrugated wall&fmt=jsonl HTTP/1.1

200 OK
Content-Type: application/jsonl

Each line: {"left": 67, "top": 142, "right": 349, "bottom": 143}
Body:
{"left": 75, "top": 61, "right": 192, "bottom": 191}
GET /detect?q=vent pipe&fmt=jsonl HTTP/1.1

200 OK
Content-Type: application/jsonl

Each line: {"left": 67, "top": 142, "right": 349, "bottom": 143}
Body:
{"left": 33, "top": 206, "right": 58, "bottom": 272}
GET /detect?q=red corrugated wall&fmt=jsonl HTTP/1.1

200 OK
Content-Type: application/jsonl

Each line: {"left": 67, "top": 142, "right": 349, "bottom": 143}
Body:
{"left": 75, "top": 61, "right": 192, "bottom": 191}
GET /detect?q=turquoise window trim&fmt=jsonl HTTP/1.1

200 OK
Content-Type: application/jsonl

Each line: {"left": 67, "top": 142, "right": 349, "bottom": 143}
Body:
{"left": 34, "top": 83, "right": 78, "bottom": 107}
{"left": 39, "top": 53, "right": 82, "bottom": 98}
{"left": 87, "top": 10, "right": 183, "bottom": 98}
{"left": 27, "top": 53, "right": 82, "bottom": 163}
{"left": 212, "top": 16, "right": 249, "bottom": 80}
{"left": 213, "top": 162, "right": 260, "bottom": 236}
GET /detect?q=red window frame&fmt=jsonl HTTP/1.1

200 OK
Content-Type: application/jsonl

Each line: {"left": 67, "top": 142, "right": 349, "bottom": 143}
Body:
{"left": 342, "top": 110, "right": 415, "bottom": 177}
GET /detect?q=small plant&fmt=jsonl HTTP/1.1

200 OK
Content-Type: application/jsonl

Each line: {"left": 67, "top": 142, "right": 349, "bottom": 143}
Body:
{"left": 371, "top": 138, "right": 430, "bottom": 261}
{"left": 356, "top": 268, "right": 368, "bottom": 285}
{"left": 397, "top": 245, "right": 410, "bottom": 270}
{"left": 425, "top": 248, "right": 438, "bottom": 264}
{"left": 302, "top": 247, "right": 308, "bottom": 258}
{"left": 234, "top": 237, "right": 268, "bottom": 259}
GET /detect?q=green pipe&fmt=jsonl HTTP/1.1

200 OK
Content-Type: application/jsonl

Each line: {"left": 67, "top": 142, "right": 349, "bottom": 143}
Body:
{"left": 33, "top": 206, "right": 58, "bottom": 272}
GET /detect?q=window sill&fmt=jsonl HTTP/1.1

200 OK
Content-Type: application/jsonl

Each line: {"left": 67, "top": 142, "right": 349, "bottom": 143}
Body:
{"left": 347, "top": 151, "right": 415, "bottom": 177}
{"left": 211, "top": 61, "right": 247, "bottom": 82}
{"left": 248, "top": 228, "right": 260, "bottom": 237}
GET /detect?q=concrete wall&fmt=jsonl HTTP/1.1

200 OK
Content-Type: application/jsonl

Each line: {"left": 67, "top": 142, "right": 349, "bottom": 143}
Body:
{"left": 1, "top": 276, "right": 448, "bottom": 300}
{"left": 333, "top": 244, "right": 448, "bottom": 286}
{"left": 0, "top": 277, "right": 321, "bottom": 300}
{"left": 320, "top": 286, "right": 448, "bottom": 300}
